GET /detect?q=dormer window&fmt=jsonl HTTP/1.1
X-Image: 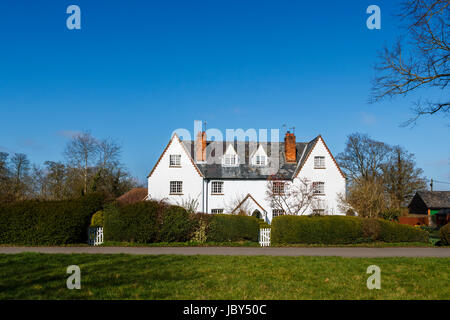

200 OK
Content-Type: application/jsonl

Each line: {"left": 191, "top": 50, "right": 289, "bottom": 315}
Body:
{"left": 170, "top": 154, "right": 181, "bottom": 167}
{"left": 223, "top": 154, "right": 237, "bottom": 166}
{"left": 254, "top": 155, "right": 266, "bottom": 166}
{"left": 222, "top": 144, "right": 239, "bottom": 167}
{"left": 251, "top": 144, "right": 268, "bottom": 167}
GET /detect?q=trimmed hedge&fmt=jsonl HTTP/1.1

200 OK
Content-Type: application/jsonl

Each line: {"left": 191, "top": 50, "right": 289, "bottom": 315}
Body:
{"left": 0, "top": 194, "right": 105, "bottom": 245}
{"left": 440, "top": 223, "right": 450, "bottom": 245}
{"left": 103, "top": 204, "right": 260, "bottom": 243}
{"left": 271, "top": 215, "right": 428, "bottom": 245}
{"left": 103, "top": 201, "right": 162, "bottom": 243}
{"left": 207, "top": 214, "right": 259, "bottom": 242}
{"left": 103, "top": 201, "right": 197, "bottom": 243}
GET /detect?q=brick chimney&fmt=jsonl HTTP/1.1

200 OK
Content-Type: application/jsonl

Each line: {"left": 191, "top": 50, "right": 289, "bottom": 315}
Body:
{"left": 284, "top": 131, "right": 296, "bottom": 163}
{"left": 195, "top": 131, "right": 207, "bottom": 162}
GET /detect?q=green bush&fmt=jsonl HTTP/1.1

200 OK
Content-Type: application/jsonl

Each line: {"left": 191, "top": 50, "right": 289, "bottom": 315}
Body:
{"left": 90, "top": 210, "right": 104, "bottom": 227}
{"left": 271, "top": 215, "right": 429, "bottom": 245}
{"left": 0, "top": 193, "right": 105, "bottom": 245}
{"left": 378, "top": 219, "right": 428, "bottom": 243}
{"left": 207, "top": 214, "right": 259, "bottom": 242}
{"left": 103, "top": 201, "right": 161, "bottom": 243}
{"left": 271, "top": 216, "right": 363, "bottom": 245}
{"left": 380, "top": 208, "right": 401, "bottom": 221}
{"left": 439, "top": 223, "right": 450, "bottom": 245}
{"left": 160, "top": 206, "right": 195, "bottom": 242}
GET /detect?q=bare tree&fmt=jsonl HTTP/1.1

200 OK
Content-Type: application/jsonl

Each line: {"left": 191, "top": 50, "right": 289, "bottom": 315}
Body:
{"left": 382, "top": 145, "right": 427, "bottom": 207}
{"left": 336, "top": 133, "right": 391, "bottom": 183}
{"left": 97, "top": 137, "right": 121, "bottom": 170}
{"left": 10, "top": 153, "right": 31, "bottom": 200}
{"left": 338, "top": 177, "right": 388, "bottom": 218}
{"left": 266, "top": 175, "right": 316, "bottom": 215}
{"left": 371, "top": 0, "right": 449, "bottom": 125}
{"left": 64, "top": 132, "right": 98, "bottom": 195}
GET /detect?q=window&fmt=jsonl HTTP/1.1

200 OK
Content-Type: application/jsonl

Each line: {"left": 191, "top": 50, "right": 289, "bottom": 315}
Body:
{"left": 313, "top": 182, "right": 325, "bottom": 195}
{"left": 272, "top": 181, "right": 285, "bottom": 195}
{"left": 312, "top": 209, "right": 325, "bottom": 215}
{"left": 169, "top": 181, "right": 183, "bottom": 194}
{"left": 211, "top": 181, "right": 224, "bottom": 195}
{"left": 254, "top": 155, "right": 266, "bottom": 166}
{"left": 314, "top": 156, "right": 325, "bottom": 169}
{"left": 211, "top": 209, "right": 224, "bottom": 214}
{"left": 272, "top": 209, "right": 285, "bottom": 217}
{"left": 223, "top": 154, "right": 238, "bottom": 166}
{"left": 170, "top": 155, "right": 181, "bottom": 166}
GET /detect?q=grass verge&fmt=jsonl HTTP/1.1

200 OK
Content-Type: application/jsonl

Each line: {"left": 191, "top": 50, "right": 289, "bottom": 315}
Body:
{"left": 0, "top": 253, "right": 448, "bottom": 299}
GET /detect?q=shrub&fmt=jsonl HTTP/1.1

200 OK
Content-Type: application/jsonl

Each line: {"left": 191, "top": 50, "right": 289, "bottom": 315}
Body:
{"left": 160, "top": 206, "right": 195, "bottom": 242}
{"left": 439, "top": 223, "right": 450, "bottom": 245}
{"left": 380, "top": 208, "right": 401, "bottom": 221}
{"left": 0, "top": 193, "right": 105, "bottom": 245}
{"left": 90, "top": 210, "right": 104, "bottom": 227}
{"left": 103, "top": 201, "right": 161, "bottom": 243}
{"left": 207, "top": 214, "right": 259, "bottom": 242}
{"left": 271, "top": 215, "right": 429, "bottom": 245}
{"left": 361, "top": 218, "right": 381, "bottom": 241}
{"left": 271, "top": 216, "right": 363, "bottom": 245}
{"left": 378, "top": 219, "right": 428, "bottom": 243}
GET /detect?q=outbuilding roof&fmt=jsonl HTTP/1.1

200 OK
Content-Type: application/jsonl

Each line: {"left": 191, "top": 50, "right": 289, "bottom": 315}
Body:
{"left": 415, "top": 191, "right": 450, "bottom": 209}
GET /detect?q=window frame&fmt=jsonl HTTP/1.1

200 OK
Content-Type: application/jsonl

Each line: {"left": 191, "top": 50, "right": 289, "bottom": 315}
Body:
{"left": 211, "top": 181, "right": 224, "bottom": 195}
{"left": 312, "top": 181, "right": 325, "bottom": 195}
{"left": 254, "top": 154, "right": 267, "bottom": 166}
{"left": 169, "top": 154, "right": 181, "bottom": 167}
{"left": 211, "top": 208, "right": 224, "bottom": 214}
{"left": 314, "top": 156, "right": 325, "bottom": 169}
{"left": 272, "top": 181, "right": 285, "bottom": 195}
{"left": 222, "top": 154, "right": 238, "bottom": 167}
{"left": 272, "top": 209, "right": 285, "bottom": 217}
{"left": 169, "top": 181, "right": 183, "bottom": 195}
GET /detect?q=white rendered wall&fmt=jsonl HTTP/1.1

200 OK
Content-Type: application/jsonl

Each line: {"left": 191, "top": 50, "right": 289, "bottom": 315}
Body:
{"left": 294, "top": 137, "right": 346, "bottom": 215}
{"left": 147, "top": 136, "right": 204, "bottom": 208}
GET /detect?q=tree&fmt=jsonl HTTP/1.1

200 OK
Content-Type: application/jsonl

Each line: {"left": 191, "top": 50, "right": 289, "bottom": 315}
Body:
{"left": 336, "top": 133, "right": 391, "bottom": 182}
{"left": 371, "top": 0, "right": 449, "bottom": 125}
{"left": 64, "top": 132, "right": 98, "bottom": 195}
{"left": 382, "top": 145, "right": 427, "bottom": 208}
{"left": 10, "top": 153, "right": 31, "bottom": 200}
{"left": 338, "top": 177, "right": 388, "bottom": 218}
{"left": 266, "top": 175, "right": 316, "bottom": 215}
{"left": 0, "top": 152, "right": 12, "bottom": 201}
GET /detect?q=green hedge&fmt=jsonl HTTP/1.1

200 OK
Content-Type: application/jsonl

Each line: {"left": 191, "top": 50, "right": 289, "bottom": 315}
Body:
{"left": 0, "top": 194, "right": 105, "bottom": 245}
{"left": 440, "top": 223, "right": 450, "bottom": 245}
{"left": 103, "top": 202, "right": 197, "bottom": 243}
{"left": 103, "top": 203, "right": 260, "bottom": 243}
{"left": 103, "top": 201, "right": 162, "bottom": 243}
{"left": 271, "top": 215, "right": 428, "bottom": 245}
{"left": 207, "top": 214, "right": 259, "bottom": 242}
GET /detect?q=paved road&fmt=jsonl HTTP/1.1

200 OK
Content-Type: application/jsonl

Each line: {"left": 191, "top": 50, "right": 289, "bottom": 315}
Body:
{"left": 0, "top": 246, "right": 449, "bottom": 257}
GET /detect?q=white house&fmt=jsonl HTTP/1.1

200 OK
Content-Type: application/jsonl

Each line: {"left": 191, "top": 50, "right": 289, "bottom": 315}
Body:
{"left": 147, "top": 130, "right": 346, "bottom": 223}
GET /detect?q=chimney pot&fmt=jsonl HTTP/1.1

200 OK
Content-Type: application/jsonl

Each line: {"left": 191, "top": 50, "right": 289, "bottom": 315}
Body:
{"left": 195, "top": 131, "right": 207, "bottom": 162}
{"left": 284, "top": 132, "right": 296, "bottom": 163}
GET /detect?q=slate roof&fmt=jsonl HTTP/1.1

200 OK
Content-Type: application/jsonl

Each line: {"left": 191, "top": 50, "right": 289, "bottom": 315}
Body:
{"left": 415, "top": 191, "right": 450, "bottom": 209}
{"left": 182, "top": 136, "right": 320, "bottom": 179}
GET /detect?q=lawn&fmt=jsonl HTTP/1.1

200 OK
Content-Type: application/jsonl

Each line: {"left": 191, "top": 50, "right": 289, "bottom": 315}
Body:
{"left": 0, "top": 253, "right": 448, "bottom": 300}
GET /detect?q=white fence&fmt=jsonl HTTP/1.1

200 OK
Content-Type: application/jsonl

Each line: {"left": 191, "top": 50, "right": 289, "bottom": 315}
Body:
{"left": 88, "top": 227, "right": 104, "bottom": 246}
{"left": 259, "top": 228, "right": 271, "bottom": 247}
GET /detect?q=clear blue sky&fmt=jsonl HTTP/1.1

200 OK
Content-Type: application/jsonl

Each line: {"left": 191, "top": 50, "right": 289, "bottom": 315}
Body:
{"left": 0, "top": 0, "right": 448, "bottom": 189}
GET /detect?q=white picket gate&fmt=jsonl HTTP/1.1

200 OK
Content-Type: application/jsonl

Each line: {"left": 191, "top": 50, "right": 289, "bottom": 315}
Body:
{"left": 88, "top": 227, "right": 104, "bottom": 246}
{"left": 259, "top": 228, "right": 271, "bottom": 247}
